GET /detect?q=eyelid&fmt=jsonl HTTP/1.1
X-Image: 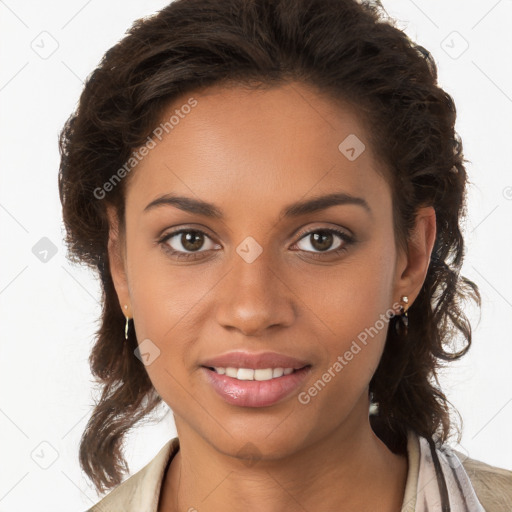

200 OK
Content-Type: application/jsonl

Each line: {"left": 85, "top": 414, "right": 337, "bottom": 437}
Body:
{"left": 293, "top": 223, "right": 353, "bottom": 241}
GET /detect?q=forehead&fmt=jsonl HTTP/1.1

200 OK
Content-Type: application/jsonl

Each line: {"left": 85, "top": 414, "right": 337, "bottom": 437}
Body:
{"left": 125, "top": 82, "right": 391, "bottom": 221}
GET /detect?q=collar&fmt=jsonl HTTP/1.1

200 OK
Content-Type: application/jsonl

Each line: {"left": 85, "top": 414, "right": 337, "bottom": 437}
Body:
{"left": 403, "top": 429, "right": 485, "bottom": 511}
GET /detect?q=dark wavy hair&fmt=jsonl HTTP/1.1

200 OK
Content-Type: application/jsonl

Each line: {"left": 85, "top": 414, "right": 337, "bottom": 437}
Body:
{"left": 58, "top": 0, "right": 481, "bottom": 494}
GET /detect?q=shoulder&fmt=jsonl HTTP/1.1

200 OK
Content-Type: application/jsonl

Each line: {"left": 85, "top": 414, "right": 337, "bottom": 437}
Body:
{"left": 457, "top": 450, "right": 512, "bottom": 512}
{"left": 86, "top": 437, "right": 180, "bottom": 512}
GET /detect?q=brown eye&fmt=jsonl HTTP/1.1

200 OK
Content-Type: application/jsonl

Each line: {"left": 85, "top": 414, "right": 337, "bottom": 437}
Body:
{"left": 159, "top": 229, "right": 220, "bottom": 259}
{"left": 295, "top": 228, "right": 352, "bottom": 254}
{"left": 177, "top": 231, "right": 206, "bottom": 251}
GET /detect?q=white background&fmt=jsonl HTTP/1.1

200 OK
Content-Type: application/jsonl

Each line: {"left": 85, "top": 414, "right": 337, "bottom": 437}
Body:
{"left": 0, "top": 0, "right": 511, "bottom": 510}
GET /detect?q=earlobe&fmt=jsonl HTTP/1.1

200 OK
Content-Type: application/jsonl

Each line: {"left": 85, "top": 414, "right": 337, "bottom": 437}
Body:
{"left": 106, "top": 205, "right": 131, "bottom": 316}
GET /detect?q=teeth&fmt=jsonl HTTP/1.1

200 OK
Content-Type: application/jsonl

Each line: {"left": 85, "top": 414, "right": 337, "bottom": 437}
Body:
{"left": 213, "top": 367, "right": 296, "bottom": 381}
{"left": 256, "top": 368, "right": 274, "bottom": 380}
{"left": 225, "top": 367, "right": 238, "bottom": 378}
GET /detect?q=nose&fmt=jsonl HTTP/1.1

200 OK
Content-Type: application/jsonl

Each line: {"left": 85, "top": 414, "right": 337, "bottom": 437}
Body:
{"left": 214, "top": 251, "right": 296, "bottom": 337}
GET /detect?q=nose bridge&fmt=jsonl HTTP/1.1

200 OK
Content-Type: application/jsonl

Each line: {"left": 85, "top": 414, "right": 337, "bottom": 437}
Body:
{"left": 215, "top": 239, "right": 295, "bottom": 336}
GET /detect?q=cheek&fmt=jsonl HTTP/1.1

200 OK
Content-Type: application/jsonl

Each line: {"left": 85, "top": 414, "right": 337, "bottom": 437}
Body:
{"left": 302, "top": 235, "right": 395, "bottom": 328}
{"left": 302, "top": 239, "right": 396, "bottom": 389}
{"left": 124, "top": 244, "right": 199, "bottom": 378}
{"left": 126, "top": 258, "right": 203, "bottom": 411}
{"left": 127, "top": 240, "right": 201, "bottom": 336}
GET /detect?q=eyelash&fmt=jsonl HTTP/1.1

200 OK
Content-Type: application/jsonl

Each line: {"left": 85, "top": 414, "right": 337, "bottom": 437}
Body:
{"left": 157, "top": 227, "right": 354, "bottom": 261}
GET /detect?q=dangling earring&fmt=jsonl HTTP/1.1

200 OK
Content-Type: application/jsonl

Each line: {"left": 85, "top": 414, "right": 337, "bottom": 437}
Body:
{"left": 125, "top": 316, "right": 131, "bottom": 340}
{"left": 394, "top": 295, "right": 409, "bottom": 337}
{"left": 124, "top": 305, "right": 130, "bottom": 341}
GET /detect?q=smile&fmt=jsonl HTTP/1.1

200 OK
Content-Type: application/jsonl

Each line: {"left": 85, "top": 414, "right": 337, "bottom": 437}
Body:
{"left": 202, "top": 365, "right": 312, "bottom": 407}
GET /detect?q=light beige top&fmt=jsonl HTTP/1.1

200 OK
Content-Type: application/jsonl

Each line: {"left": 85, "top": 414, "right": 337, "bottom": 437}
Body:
{"left": 87, "top": 430, "right": 512, "bottom": 511}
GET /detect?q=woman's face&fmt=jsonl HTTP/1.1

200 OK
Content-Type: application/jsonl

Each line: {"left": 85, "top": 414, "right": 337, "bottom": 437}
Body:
{"left": 108, "top": 82, "right": 433, "bottom": 459}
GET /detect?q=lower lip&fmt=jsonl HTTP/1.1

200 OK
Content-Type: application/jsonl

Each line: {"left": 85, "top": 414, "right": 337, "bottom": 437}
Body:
{"left": 202, "top": 366, "right": 311, "bottom": 408}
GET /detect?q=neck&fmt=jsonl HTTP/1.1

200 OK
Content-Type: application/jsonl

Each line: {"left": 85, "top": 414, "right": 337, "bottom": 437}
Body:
{"left": 159, "top": 407, "right": 408, "bottom": 512}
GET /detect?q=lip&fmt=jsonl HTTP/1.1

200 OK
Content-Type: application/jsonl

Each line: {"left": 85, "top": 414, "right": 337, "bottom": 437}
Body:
{"left": 202, "top": 365, "right": 312, "bottom": 407}
{"left": 200, "top": 351, "right": 310, "bottom": 370}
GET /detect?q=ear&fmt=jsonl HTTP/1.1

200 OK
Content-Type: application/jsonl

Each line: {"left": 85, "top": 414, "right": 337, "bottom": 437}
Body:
{"left": 393, "top": 206, "right": 437, "bottom": 309}
{"left": 106, "top": 205, "right": 132, "bottom": 318}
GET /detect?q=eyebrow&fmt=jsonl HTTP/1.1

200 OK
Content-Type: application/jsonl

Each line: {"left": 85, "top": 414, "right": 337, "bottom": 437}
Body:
{"left": 143, "top": 191, "right": 372, "bottom": 218}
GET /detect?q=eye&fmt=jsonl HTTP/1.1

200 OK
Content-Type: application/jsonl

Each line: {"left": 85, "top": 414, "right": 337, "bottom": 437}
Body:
{"left": 293, "top": 227, "right": 354, "bottom": 257}
{"left": 158, "top": 226, "right": 354, "bottom": 262}
{"left": 158, "top": 229, "right": 220, "bottom": 260}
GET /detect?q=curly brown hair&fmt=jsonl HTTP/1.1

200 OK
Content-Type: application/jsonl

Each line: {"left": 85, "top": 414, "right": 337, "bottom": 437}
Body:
{"left": 58, "top": 0, "right": 481, "bottom": 494}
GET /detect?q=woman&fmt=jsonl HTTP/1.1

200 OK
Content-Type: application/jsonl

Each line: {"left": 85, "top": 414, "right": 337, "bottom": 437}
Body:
{"left": 58, "top": 0, "right": 512, "bottom": 510}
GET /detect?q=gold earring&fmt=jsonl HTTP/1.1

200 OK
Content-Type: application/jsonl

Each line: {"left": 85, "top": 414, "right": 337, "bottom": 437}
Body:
{"left": 125, "top": 316, "right": 130, "bottom": 340}
{"left": 124, "top": 305, "right": 130, "bottom": 340}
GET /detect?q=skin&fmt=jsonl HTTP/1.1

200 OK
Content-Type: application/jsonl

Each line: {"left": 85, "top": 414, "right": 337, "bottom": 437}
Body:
{"left": 107, "top": 81, "right": 436, "bottom": 512}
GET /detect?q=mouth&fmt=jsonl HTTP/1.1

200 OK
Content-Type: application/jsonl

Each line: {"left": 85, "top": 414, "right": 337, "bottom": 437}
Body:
{"left": 201, "top": 364, "right": 312, "bottom": 407}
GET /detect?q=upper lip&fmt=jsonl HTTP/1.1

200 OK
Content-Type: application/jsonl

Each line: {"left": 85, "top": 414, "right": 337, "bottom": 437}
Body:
{"left": 200, "top": 351, "right": 310, "bottom": 370}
